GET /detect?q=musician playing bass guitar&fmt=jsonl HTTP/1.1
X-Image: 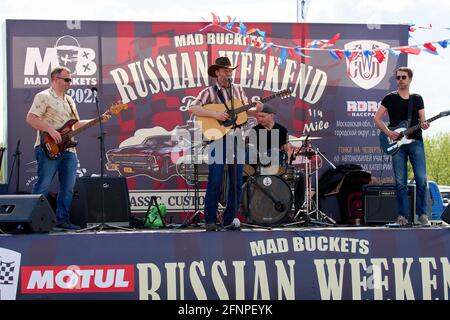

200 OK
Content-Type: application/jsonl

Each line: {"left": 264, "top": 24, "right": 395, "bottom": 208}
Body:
{"left": 26, "top": 66, "right": 111, "bottom": 230}
{"left": 374, "top": 66, "right": 430, "bottom": 226}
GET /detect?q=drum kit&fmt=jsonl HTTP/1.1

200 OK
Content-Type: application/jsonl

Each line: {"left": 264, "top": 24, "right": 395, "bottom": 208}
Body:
{"left": 242, "top": 135, "right": 336, "bottom": 227}
{"left": 175, "top": 128, "right": 336, "bottom": 228}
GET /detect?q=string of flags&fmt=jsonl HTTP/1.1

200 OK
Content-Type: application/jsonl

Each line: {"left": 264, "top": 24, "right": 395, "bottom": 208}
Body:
{"left": 200, "top": 13, "right": 450, "bottom": 65}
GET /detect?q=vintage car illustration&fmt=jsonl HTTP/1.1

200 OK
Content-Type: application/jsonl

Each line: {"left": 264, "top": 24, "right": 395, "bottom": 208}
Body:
{"left": 106, "top": 126, "right": 192, "bottom": 181}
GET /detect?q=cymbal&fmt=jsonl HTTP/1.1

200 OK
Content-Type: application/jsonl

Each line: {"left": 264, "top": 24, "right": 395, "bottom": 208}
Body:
{"left": 288, "top": 136, "right": 323, "bottom": 142}
{"left": 295, "top": 151, "right": 317, "bottom": 157}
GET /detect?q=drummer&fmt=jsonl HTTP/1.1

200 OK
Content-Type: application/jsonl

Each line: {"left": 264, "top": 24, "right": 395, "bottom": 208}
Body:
{"left": 247, "top": 104, "right": 289, "bottom": 171}
{"left": 245, "top": 104, "right": 307, "bottom": 219}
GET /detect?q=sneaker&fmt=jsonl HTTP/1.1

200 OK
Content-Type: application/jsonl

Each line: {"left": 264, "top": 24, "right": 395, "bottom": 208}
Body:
{"left": 55, "top": 221, "right": 81, "bottom": 230}
{"left": 418, "top": 214, "right": 431, "bottom": 226}
{"left": 223, "top": 218, "right": 241, "bottom": 231}
{"left": 396, "top": 215, "right": 408, "bottom": 226}
{"left": 205, "top": 223, "right": 219, "bottom": 231}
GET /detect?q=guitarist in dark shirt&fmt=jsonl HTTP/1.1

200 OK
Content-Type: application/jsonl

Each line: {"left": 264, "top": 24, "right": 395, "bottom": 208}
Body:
{"left": 26, "top": 66, "right": 111, "bottom": 230}
{"left": 374, "top": 67, "right": 430, "bottom": 226}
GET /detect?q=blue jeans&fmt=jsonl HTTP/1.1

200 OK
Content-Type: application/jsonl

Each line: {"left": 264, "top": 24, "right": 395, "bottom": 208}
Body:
{"left": 391, "top": 140, "right": 428, "bottom": 218}
{"left": 204, "top": 137, "right": 244, "bottom": 226}
{"left": 32, "top": 146, "right": 78, "bottom": 224}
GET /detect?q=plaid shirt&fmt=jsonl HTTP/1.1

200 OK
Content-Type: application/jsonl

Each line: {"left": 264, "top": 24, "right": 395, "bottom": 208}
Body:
{"left": 191, "top": 82, "right": 249, "bottom": 108}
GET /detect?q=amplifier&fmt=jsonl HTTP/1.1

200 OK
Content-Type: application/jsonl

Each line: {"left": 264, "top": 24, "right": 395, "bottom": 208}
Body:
{"left": 363, "top": 184, "right": 416, "bottom": 224}
{"left": 70, "top": 177, "right": 130, "bottom": 228}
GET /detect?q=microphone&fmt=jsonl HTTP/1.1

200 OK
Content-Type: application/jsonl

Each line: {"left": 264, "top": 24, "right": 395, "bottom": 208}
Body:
{"left": 304, "top": 134, "right": 310, "bottom": 144}
{"left": 289, "top": 150, "right": 295, "bottom": 165}
{"left": 91, "top": 86, "right": 98, "bottom": 98}
{"left": 227, "top": 77, "right": 233, "bottom": 83}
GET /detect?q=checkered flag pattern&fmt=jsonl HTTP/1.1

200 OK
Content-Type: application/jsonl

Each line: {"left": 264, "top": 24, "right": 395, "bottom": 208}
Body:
{"left": 0, "top": 260, "right": 15, "bottom": 285}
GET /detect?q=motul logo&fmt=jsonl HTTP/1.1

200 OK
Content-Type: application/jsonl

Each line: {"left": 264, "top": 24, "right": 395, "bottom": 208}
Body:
{"left": 21, "top": 265, "right": 134, "bottom": 293}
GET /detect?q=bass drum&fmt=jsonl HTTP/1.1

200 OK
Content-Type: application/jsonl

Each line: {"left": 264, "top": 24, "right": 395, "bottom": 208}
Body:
{"left": 241, "top": 175, "right": 292, "bottom": 225}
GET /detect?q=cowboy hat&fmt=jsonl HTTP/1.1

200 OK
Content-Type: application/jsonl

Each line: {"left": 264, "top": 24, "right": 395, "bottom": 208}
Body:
{"left": 207, "top": 57, "right": 238, "bottom": 77}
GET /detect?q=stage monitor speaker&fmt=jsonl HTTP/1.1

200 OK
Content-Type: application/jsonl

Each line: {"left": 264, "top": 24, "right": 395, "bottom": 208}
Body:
{"left": 0, "top": 194, "right": 56, "bottom": 233}
{"left": 70, "top": 177, "right": 130, "bottom": 228}
{"left": 363, "top": 184, "right": 416, "bottom": 224}
{"left": 441, "top": 205, "right": 450, "bottom": 224}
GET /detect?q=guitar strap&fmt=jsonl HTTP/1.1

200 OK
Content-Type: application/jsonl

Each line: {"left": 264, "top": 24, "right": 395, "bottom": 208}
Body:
{"left": 66, "top": 96, "right": 79, "bottom": 120}
{"left": 214, "top": 85, "right": 231, "bottom": 112}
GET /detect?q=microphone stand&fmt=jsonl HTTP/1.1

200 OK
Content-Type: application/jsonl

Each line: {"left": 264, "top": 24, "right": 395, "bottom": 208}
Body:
{"left": 77, "top": 88, "right": 131, "bottom": 232}
{"left": 229, "top": 78, "right": 239, "bottom": 229}
{"left": 178, "top": 121, "right": 203, "bottom": 228}
{"left": 284, "top": 140, "right": 335, "bottom": 227}
{"left": 7, "top": 139, "right": 23, "bottom": 194}
{"left": 309, "top": 144, "right": 336, "bottom": 170}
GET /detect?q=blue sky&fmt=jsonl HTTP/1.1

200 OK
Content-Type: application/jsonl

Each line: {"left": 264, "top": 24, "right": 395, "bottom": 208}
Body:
{"left": 1, "top": 0, "right": 449, "bottom": 142}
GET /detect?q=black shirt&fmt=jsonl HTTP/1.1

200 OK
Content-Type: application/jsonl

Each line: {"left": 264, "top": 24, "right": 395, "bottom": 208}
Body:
{"left": 252, "top": 122, "right": 288, "bottom": 153}
{"left": 381, "top": 91, "right": 424, "bottom": 141}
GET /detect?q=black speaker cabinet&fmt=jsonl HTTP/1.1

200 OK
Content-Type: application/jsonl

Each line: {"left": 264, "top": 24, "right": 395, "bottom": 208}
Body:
{"left": 363, "top": 184, "right": 416, "bottom": 224}
{"left": 441, "top": 205, "right": 450, "bottom": 224}
{"left": 0, "top": 194, "right": 56, "bottom": 232}
{"left": 70, "top": 177, "right": 131, "bottom": 228}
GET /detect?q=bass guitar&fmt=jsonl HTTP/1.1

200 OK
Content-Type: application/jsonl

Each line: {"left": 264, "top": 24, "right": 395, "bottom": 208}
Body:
{"left": 196, "top": 89, "right": 291, "bottom": 141}
{"left": 40, "top": 102, "right": 128, "bottom": 159}
{"left": 379, "top": 110, "right": 450, "bottom": 155}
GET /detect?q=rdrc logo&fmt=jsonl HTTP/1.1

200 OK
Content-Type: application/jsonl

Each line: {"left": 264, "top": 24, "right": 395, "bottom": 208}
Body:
{"left": 23, "top": 35, "right": 97, "bottom": 86}
{"left": 346, "top": 101, "right": 380, "bottom": 117}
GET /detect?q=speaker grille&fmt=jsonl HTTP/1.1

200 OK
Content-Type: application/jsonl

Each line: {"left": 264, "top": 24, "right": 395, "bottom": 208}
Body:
{"left": 363, "top": 184, "right": 416, "bottom": 224}
{"left": 70, "top": 177, "right": 130, "bottom": 228}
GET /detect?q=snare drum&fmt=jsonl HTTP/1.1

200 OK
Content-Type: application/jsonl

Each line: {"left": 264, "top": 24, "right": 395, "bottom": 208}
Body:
{"left": 257, "top": 150, "right": 288, "bottom": 176}
{"left": 281, "top": 165, "right": 300, "bottom": 182}
{"left": 291, "top": 154, "right": 322, "bottom": 172}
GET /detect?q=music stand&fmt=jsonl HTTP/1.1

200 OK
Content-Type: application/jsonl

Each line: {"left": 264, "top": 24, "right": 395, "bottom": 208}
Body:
{"left": 77, "top": 89, "right": 132, "bottom": 232}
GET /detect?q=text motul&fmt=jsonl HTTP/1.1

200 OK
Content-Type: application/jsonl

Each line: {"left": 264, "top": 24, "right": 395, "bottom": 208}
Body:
{"left": 21, "top": 265, "right": 134, "bottom": 293}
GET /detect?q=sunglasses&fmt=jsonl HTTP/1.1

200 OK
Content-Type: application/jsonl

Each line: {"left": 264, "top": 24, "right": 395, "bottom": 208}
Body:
{"left": 396, "top": 75, "right": 408, "bottom": 80}
{"left": 56, "top": 76, "right": 72, "bottom": 83}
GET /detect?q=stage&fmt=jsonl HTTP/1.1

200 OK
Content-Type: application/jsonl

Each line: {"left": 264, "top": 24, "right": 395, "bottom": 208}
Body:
{"left": 1, "top": 222, "right": 450, "bottom": 300}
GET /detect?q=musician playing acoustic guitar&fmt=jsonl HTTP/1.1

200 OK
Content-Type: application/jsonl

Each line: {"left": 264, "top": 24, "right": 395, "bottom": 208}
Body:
{"left": 26, "top": 66, "right": 111, "bottom": 230}
{"left": 189, "top": 57, "right": 263, "bottom": 231}
{"left": 374, "top": 66, "right": 430, "bottom": 226}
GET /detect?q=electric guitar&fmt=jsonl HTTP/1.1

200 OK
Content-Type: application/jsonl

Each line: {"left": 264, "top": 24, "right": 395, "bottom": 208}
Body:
{"left": 40, "top": 102, "right": 128, "bottom": 159}
{"left": 379, "top": 110, "right": 450, "bottom": 155}
{"left": 196, "top": 89, "right": 291, "bottom": 141}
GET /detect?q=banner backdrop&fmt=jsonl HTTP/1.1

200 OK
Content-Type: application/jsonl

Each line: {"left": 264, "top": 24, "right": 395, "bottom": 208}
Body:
{"left": 5, "top": 20, "right": 408, "bottom": 215}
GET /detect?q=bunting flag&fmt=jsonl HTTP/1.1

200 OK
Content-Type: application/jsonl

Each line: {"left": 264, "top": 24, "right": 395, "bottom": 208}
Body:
{"left": 200, "top": 13, "right": 450, "bottom": 66}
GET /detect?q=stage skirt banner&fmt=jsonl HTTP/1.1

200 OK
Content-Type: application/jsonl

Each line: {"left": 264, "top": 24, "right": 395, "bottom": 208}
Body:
{"left": 0, "top": 228, "right": 449, "bottom": 300}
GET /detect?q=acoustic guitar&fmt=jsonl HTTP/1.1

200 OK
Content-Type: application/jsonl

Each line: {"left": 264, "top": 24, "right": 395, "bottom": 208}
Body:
{"left": 196, "top": 89, "right": 291, "bottom": 141}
